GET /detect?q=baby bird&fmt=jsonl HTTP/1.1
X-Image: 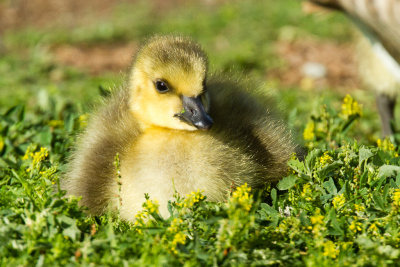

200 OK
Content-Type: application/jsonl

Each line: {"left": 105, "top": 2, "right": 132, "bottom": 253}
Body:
{"left": 63, "top": 36, "right": 297, "bottom": 220}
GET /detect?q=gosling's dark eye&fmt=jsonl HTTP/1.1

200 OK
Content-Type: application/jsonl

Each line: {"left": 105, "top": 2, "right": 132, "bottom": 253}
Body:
{"left": 155, "top": 80, "right": 169, "bottom": 93}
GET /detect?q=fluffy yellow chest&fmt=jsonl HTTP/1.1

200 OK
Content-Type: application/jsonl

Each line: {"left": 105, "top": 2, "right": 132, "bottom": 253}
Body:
{"left": 118, "top": 128, "right": 223, "bottom": 219}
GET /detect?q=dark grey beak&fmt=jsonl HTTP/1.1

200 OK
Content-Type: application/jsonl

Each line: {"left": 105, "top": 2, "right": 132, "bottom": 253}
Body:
{"left": 174, "top": 95, "right": 213, "bottom": 130}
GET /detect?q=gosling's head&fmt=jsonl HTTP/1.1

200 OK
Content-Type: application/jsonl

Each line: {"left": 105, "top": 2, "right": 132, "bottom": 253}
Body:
{"left": 129, "top": 35, "right": 213, "bottom": 131}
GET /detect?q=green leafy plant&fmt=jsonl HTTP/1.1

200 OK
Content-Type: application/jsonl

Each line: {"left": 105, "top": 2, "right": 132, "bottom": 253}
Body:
{"left": 1, "top": 93, "right": 399, "bottom": 266}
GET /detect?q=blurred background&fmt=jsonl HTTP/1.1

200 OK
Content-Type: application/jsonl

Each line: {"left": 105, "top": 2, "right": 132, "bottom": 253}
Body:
{"left": 0, "top": 0, "right": 385, "bottom": 143}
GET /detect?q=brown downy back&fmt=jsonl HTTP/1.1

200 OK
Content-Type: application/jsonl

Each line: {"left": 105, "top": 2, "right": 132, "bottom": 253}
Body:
{"left": 62, "top": 86, "right": 140, "bottom": 214}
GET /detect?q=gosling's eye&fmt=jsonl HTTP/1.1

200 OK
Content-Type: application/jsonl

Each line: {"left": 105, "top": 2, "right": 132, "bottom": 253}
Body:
{"left": 155, "top": 80, "right": 169, "bottom": 93}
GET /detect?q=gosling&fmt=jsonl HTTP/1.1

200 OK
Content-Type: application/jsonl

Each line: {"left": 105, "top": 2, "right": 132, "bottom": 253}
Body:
{"left": 62, "top": 36, "right": 297, "bottom": 220}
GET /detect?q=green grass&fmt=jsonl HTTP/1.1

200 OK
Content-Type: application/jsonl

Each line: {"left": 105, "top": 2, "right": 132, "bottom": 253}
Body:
{"left": 1, "top": 0, "right": 400, "bottom": 266}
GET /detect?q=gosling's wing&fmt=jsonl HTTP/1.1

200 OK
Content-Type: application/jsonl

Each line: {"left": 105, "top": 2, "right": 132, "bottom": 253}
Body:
{"left": 62, "top": 86, "right": 140, "bottom": 214}
{"left": 207, "top": 75, "right": 296, "bottom": 181}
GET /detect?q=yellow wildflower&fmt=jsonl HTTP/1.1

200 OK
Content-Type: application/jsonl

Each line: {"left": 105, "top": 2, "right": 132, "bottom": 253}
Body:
{"left": 332, "top": 194, "right": 346, "bottom": 210}
{"left": 349, "top": 220, "right": 362, "bottom": 233}
{"left": 377, "top": 138, "right": 396, "bottom": 151}
{"left": 133, "top": 210, "right": 149, "bottom": 234}
{"left": 183, "top": 190, "right": 205, "bottom": 208}
{"left": 48, "top": 120, "right": 64, "bottom": 128}
{"left": 32, "top": 147, "right": 49, "bottom": 166}
{"left": 319, "top": 151, "right": 333, "bottom": 167}
{"left": 339, "top": 241, "right": 353, "bottom": 250}
{"left": 354, "top": 204, "right": 365, "bottom": 212}
{"left": 168, "top": 218, "right": 183, "bottom": 233}
{"left": 24, "top": 146, "right": 49, "bottom": 169}
{"left": 78, "top": 114, "right": 88, "bottom": 128}
{"left": 170, "top": 232, "right": 186, "bottom": 254}
{"left": 310, "top": 210, "right": 325, "bottom": 236}
{"left": 377, "top": 138, "right": 398, "bottom": 157}
{"left": 310, "top": 210, "right": 324, "bottom": 225}
{"left": 303, "top": 121, "right": 315, "bottom": 141}
{"left": 341, "top": 94, "right": 362, "bottom": 117}
{"left": 230, "top": 183, "right": 252, "bottom": 211}
{"left": 277, "top": 219, "right": 288, "bottom": 233}
{"left": 301, "top": 184, "right": 312, "bottom": 201}
{"left": 143, "top": 199, "right": 159, "bottom": 213}
{"left": 133, "top": 199, "right": 159, "bottom": 233}
{"left": 323, "top": 240, "right": 339, "bottom": 258}
{"left": 39, "top": 166, "right": 57, "bottom": 183}
{"left": 172, "top": 232, "right": 186, "bottom": 245}
{"left": 368, "top": 222, "right": 380, "bottom": 236}
{"left": 0, "top": 136, "right": 4, "bottom": 152}
{"left": 23, "top": 145, "right": 34, "bottom": 160}
{"left": 393, "top": 189, "right": 400, "bottom": 207}
{"left": 135, "top": 210, "right": 148, "bottom": 221}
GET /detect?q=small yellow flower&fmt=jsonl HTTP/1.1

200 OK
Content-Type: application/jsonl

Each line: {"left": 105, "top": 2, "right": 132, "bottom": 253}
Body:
{"left": 323, "top": 240, "right": 339, "bottom": 258}
{"left": 301, "top": 184, "right": 312, "bottom": 201}
{"left": 183, "top": 190, "right": 205, "bottom": 208}
{"left": 0, "top": 136, "right": 4, "bottom": 152}
{"left": 277, "top": 219, "right": 289, "bottom": 233}
{"left": 48, "top": 120, "right": 64, "bottom": 128}
{"left": 133, "top": 209, "right": 149, "bottom": 234}
{"left": 339, "top": 241, "right": 353, "bottom": 250}
{"left": 377, "top": 138, "right": 395, "bottom": 151}
{"left": 354, "top": 204, "right": 365, "bottom": 212}
{"left": 23, "top": 145, "right": 34, "bottom": 160}
{"left": 32, "top": 147, "right": 49, "bottom": 166}
{"left": 368, "top": 222, "right": 380, "bottom": 236}
{"left": 170, "top": 232, "right": 187, "bottom": 254}
{"left": 319, "top": 151, "right": 333, "bottom": 167}
{"left": 303, "top": 121, "right": 315, "bottom": 141}
{"left": 369, "top": 223, "right": 378, "bottom": 232}
{"left": 135, "top": 210, "right": 148, "bottom": 220}
{"left": 230, "top": 183, "right": 252, "bottom": 211}
{"left": 168, "top": 218, "right": 183, "bottom": 233}
{"left": 39, "top": 166, "right": 57, "bottom": 183}
{"left": 332, "top": 194, "right": 346, "bottom": 210}
{"left": 24, "top": 146, "right": 49, "bottom": 170}
{"left": 172, "top": 232, "right": 186, "bottom": 245}
{"left": 349, "top": 220, "right": 362, "bottom": 233}
{"left": 377, "top": 138, "right": 398, "bottom": 157}
{"left": 143, "top": 199, "right": 159, "bottom": 213}
{"left": 341, "top": 94, "right": 362, "bottom": 117}
{"left": 310, "top": 210, "right": 324, "bottom": 225}
{"left": 393, "top": 189, "right": 400, "bottom": 207}
{"left": 78, "top": 114, "right": 88, "bottom": 128}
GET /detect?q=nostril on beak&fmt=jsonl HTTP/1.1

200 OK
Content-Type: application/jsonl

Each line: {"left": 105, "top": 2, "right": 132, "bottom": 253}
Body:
{"left": 195, "top": 120, "right": 213, "bottom": 130}
{"left": 180, "top": 95, "right": 213, "bottom": 130}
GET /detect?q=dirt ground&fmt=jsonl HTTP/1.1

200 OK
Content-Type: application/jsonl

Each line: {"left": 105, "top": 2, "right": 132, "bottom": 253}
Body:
{"left": 51, "top": 39, "right": 360, "bottom": 90}
{"left": 0, "top": 0, "right": 360, "bottom": 88}
{"left": 0, "top": 0, "right": 218, "bottom": 31}
{"left": 269, "top": 39, "right": 359, "bottom": 90}
{"left": 53, "top": 43, "right": 138, "bottom": 75}
{"left": 0, "top": 0, "right": 126, "bottom": 32}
